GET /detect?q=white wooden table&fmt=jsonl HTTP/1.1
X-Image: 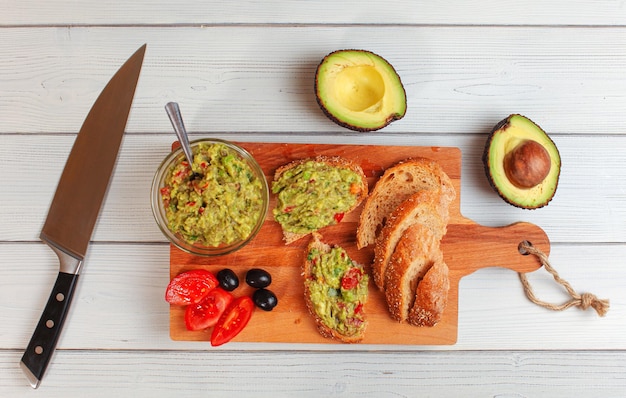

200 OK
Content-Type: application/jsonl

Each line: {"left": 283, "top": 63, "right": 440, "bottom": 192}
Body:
{"left": 1, "top": 2, "right": 625, "bottom": 396}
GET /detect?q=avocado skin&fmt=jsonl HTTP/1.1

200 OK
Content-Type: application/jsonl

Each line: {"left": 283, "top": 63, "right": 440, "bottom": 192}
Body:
{"left": 314, "top": 98, "right": 405, "bottom": 132}
{"left": 314, "top": 49, "right": 406, "bottom": 132}
{"left": 482, "top": 114, "right": 561, "bottom": 209}
{"left": 314, "top": 96, "right": 404, "bottom": 132}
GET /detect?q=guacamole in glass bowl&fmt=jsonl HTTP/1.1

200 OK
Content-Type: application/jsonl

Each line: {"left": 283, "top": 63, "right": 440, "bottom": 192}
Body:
{"left": 151, "top": 139, "right": 268, "bottom": 256}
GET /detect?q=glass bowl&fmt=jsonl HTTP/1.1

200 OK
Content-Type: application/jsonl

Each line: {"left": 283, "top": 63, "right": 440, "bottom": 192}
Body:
{"left": 151, "top": 138, "right": 269, "bottom": 256}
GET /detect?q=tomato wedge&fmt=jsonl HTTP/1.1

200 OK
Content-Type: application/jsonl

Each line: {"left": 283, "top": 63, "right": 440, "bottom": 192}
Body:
{"left": 210, "top": 296, "right": 255, "bottom": 347}
{"left": 165, "top": 269, "right": 218, "bottom": 305}
{"left": 185, "top": 288, "right": 233, "bottom": 331}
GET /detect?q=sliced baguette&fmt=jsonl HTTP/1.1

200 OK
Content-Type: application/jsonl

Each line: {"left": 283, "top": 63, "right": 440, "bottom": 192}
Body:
{"left": 356, "top": 157, "right": 455, "bottom": 249}
{"left": 303, "top": 233, "right": 369, "bottom": 343}
{"left": 384, "top": 223, "right": 443, "bottom": 322}
{"left": 273, "top": 156, "right": 368, "bottom": 245}
{"left": 408, "top": 258, "right": 450, "bottom": 327}
{"left": 372, "top": 190, "right": 447, "bottom": 290}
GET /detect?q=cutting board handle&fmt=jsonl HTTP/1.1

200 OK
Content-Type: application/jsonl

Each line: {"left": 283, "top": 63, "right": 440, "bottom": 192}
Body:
{"left": 443, "top": 221, "right": 550, "bottom": 277}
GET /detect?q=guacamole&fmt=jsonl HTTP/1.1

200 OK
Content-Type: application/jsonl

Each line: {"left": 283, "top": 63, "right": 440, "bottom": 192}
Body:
{"left": 306, "top": 245, "right": 368, "bottom": 338}
{"left": 160, "top": 142, "right": 265, "bottom": 247}
{"left": 272, "top": 160, "right": 362, "bottom": 234}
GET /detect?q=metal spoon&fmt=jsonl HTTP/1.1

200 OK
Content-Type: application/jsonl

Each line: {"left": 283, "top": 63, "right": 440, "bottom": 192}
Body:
{"left": 165, "top": 102, "right": 200, "bottom": 178}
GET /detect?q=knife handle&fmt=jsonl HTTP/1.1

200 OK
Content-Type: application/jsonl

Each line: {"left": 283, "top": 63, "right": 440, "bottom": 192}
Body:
{"left": 20, "top": 271, "right": 79, "bottom": 388}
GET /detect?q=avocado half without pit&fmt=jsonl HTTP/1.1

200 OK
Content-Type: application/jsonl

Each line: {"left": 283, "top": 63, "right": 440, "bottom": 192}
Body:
{"left": 315, "top": 49, "right": 407, "bottom": 132}
{"left": 482, "top": 114, "right": 561, "bottom": 209}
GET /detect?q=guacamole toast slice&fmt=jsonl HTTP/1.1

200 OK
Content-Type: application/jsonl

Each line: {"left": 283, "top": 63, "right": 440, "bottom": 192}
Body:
{"left": 303, "top": 233, "right": 369, "bottom": 343}
{"left": 272, "top": 156, "right": 367, "bottom": 244}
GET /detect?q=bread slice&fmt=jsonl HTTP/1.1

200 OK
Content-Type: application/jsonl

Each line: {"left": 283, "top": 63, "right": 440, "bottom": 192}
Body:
{"left": 356, "top": 157, "right": 455, "bottom": 249}
{"left": 371, "top": 190, "right": 447, "bottom": 290}
{"left": 303, "top": 233, "right": 369, "bottom": 343}
{"left": 272, "top": 156, "right": 368, "bottom": 244}
{"left": 384, "top": 223, "right": 443, "bottom": 322}
{"left": 408, "top": 258, "right": 450, "bottom": 327}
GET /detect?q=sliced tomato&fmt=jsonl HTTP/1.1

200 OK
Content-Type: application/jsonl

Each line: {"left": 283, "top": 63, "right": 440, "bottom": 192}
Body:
{"left": 334, "top": 212, "right": 345, "bottom": 223}
{"left": 165, "top": 269, "right": 219, "bottom": 306}
{"left": 210, "top": 296, "right": 255, "bottom": 347}
{"left": 341, "top": 267, "right": 362, "bottom": 290}
{"left": 185, "top": 288, "right": 233, "bottom": 331}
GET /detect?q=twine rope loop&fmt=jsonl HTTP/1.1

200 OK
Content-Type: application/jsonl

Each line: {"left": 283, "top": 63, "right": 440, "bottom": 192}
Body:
{"left": 517, "top": 241, "right": 609, "bottom": 317}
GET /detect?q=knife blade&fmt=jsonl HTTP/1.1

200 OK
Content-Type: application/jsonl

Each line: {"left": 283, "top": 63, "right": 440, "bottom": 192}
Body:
{"left": 19, "top": 44, "right": 146, "bottom": 389}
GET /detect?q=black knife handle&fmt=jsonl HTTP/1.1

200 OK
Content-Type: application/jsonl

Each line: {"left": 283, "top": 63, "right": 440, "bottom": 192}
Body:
{"left": 20, "top": 272, "right": 79, "bottom": 387}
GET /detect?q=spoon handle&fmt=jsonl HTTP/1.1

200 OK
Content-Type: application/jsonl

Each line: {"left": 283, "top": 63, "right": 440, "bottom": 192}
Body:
{"left": 165, "top": 102, "right": 195, "bottom": 165}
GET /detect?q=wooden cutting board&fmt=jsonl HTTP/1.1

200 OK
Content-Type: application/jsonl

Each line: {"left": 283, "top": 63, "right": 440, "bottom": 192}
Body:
{"left": 169, "top": 142, "right": 550, "bottom": 345}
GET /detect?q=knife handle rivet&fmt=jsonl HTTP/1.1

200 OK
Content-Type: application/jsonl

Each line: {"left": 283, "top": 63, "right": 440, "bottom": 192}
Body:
{"left": 34, "top": 346, "right": 44, "bottom": 355}
{"left": 46, "top": 320, "right": 55, "bottom": 328}
{"left": 56, "top": 293, "right": 65, "bottom": 302}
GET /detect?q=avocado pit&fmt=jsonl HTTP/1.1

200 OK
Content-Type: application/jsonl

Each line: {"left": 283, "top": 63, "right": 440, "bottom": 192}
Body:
{"left": 504, "top": 140, "right": 551, "bottom": 189}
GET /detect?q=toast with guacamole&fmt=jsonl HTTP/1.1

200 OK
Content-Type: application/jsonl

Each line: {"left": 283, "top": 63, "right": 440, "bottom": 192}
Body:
{"left": 303, "top": 233, "right": 369, "bottom": 343}
{"left": 271, "top": 156, "right": 367, "bottom": 244}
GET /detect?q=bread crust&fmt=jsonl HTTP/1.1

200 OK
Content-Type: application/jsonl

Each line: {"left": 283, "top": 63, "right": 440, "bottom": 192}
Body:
{"left": 384, "top": 223, "right": 442, "bottom": 322}
{"left": 356, "top": 157, "right": 455, "bottom": 249}
{"left": 303, "top": 233, "right": 368, "bottom": 343}
{"left": 273, "top": 156, "right": 368, "bottom": 244}
{"left": 408, "top": 259, "right": 450, "bottom": 327}
{"left": 357, "top": 157, "right": 455, "bottom": 327}
{"left": 372, "top": 190, "right": 446, "bottom": 290}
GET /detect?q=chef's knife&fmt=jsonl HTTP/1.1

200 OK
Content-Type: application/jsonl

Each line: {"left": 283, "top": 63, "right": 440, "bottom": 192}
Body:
{"left": 19, "top": 44, "right": 146, "bottom": 389}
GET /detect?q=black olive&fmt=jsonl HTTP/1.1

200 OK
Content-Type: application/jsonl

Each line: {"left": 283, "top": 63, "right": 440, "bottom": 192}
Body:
{"left": 245, "top": 268, "right": 272, "bottom": 288}
{"left": 216, "top": 268, "right": 239, "bottom": 291}
{"left": 253, "top": 288, "right": 278, "bottom": 311}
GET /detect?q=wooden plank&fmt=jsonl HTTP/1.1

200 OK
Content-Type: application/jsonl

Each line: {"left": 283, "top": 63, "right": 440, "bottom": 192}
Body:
{"left": 1, "top": 27, "right": 626, "bottom": 135}
{"left": 168, "top": 143, "right": 549, "bottom": 344}
{"left": 2, "top": 1, "right": 626, "bottom": 26}
{"left": 3, "top": 349, "right": 626, "bottom": 396}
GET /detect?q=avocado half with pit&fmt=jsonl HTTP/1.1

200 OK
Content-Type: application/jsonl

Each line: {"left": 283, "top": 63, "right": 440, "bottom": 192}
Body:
{"left": 315, "top": 49, "right": 407, "bottom": 132}
{"left": 482, "top": 114, "right": 561, "bottom": 209}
